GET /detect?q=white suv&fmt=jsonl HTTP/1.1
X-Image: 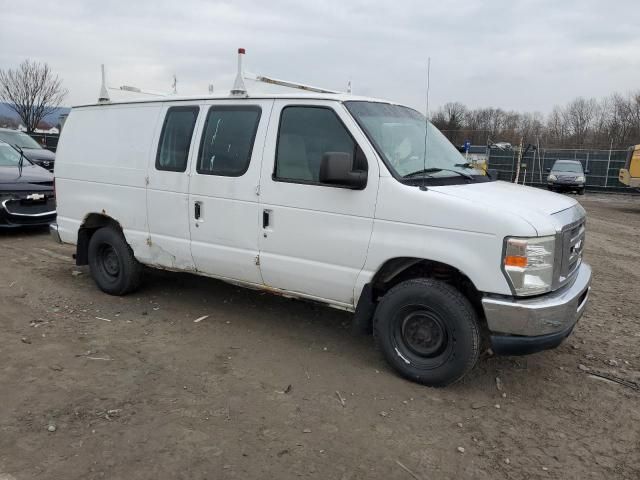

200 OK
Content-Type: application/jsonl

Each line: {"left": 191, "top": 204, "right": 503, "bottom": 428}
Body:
{"left": 51, "top": 91, "right": 591, "bottom": 386}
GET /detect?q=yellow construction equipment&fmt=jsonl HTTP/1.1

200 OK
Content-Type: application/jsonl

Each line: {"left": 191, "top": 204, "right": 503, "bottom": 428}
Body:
{"left": 619, "top": 144, "right": 640, "bottom": 188}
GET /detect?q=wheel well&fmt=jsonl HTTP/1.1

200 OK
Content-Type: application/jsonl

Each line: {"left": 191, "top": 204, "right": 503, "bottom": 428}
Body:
{"left": 353, "top": 257, "right": 487, "bottom": 337}
{"left": 75, "top": 213, "right": 121, "bottom": 265}
{"left": 371, "top": 257, "right": 484, "bottom": 315}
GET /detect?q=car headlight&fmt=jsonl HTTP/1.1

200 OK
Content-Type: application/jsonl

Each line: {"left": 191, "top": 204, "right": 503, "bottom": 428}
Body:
{"left": 548, "top": 174, "right": 557, "bottom": 181}
{"left": 575, "top": 176, "right": 585, "bottom": 182}
{"left": 503, "top": 236, "right": 555, "bottom": 296}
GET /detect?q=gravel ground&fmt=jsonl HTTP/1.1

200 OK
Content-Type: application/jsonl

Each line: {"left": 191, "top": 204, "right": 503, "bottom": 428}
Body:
{"left": 0, "top": 193, "right": 639, "bottom": 480}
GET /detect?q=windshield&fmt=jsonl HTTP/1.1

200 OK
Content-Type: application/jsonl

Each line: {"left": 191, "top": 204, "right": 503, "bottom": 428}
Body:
{"left": 345, "top": 101, "right": 484, "bottom": 180}
{"left": 0, "top": 142, "right": 22, "bottom": 166}
{"left": 552, "top": 162, "right": 583, "bottom": 173}
{"left": 0, "top": 130, "right": 42, "bottom": 149}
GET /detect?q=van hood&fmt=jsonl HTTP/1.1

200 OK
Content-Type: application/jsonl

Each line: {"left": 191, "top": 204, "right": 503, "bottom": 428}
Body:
{"left": 431, "top": 180, "right": 578, "bottom": 233}
{"left": 0, "top": 163, "right": 54, "bottom": 185}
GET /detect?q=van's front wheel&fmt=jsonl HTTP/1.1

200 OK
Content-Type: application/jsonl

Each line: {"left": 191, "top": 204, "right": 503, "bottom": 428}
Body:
{"left": 88, "top": 226, "right": 142, "bottom": 295}
{"left": 374, "top": 278, "right": 480, "bottom": 387}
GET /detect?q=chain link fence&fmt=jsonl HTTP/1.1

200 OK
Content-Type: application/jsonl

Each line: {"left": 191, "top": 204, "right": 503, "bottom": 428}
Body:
{"left": 487, "top": 147, "right": 630, "bottom": 192}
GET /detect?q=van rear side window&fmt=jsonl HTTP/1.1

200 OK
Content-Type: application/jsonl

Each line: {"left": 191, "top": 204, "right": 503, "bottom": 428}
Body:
{"left": 197, "top": 106, "right": 262, "bottom": 177}
{"left": 156, "top": 106, "right": 199, "bottom": 172}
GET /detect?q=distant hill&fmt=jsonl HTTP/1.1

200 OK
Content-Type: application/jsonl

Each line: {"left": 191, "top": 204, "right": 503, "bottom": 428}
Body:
{"left": 0, "top": 102, "right": 71, "bottom": 127}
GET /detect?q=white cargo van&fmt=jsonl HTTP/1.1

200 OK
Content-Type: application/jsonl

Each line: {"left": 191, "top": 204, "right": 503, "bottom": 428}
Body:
{"left": 51, "top": 60, "right": 591, "bottom": 386}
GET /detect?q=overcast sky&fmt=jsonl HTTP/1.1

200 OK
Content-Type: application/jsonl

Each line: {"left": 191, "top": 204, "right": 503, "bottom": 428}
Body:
{"left": 1, "top": 0, "right": 638, "bottom": 113}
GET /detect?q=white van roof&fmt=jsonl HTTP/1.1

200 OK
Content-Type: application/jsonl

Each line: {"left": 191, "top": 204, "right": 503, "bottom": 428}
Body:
{"left": 72, "top": 92, "right": 404, "bottom": 109}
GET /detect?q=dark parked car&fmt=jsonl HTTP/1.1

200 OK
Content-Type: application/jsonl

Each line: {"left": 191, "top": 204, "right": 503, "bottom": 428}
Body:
{"left": 0, "top": 141, "right": 56, "bottom": 228}
{"left": 0, "top": 128, "right": 55, "bottom": 171}
{"left": 546, "top": 160, "right": 587, "bottom": 195}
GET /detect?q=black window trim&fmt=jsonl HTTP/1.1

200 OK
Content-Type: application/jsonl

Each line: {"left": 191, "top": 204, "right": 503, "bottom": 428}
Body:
{"left": 155, "top": 105, "right": 200, "bottom": 173}
{"left": 196, "top": 104, "right": 262, "bottom": 178}
{"left": 272, "top": 104, "right": 368, "bottom": 189}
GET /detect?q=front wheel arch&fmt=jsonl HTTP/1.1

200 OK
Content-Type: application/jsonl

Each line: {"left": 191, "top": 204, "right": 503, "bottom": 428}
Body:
{"left": 353, "top": 257, "right": 486, "bottom": 336}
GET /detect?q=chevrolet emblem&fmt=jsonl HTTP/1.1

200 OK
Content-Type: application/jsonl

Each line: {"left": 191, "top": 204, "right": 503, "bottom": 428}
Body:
{"left": 26, "top": 193, "right": 45, "bottom": 201}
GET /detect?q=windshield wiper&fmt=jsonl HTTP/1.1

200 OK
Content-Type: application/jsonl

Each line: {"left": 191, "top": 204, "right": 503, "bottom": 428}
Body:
{"left": 404, "top": 167, "right": 474, "bottom": 181}
{"left": 16, "top": 145, "right": 25, "bottom": 177}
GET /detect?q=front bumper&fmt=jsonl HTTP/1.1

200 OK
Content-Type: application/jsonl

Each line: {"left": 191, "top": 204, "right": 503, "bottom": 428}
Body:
{"left": 548, "top": 181, "right": 584, "bottom": 189}
{"left": 482, "top": 262, "right": 591, "bottom": 355}
{"left": 50, "top": 222, "right": 62, "bottom": 243}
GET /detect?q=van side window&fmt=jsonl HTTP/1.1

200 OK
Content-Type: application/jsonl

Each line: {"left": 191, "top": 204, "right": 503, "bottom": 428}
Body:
{"left": 197, "top": 106, "right": 262, "bottom": 177}
{"left": 274, "top": 106, "right": 367, "bottom": 184}
{"left": 156, "top": 106, "right": 199, "bottom": 172}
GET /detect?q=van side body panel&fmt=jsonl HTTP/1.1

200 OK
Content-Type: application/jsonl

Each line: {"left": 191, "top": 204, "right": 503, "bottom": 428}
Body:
{"left": 55, "top": 104, "right": 163, "bottom": 260}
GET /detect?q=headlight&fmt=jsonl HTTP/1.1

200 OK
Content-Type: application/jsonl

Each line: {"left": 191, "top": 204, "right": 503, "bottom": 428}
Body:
{"left": 575, "top": 176, "right": 585, "bottom": 182}
{"left": 503, "top": 236, "right": 555, "bottom": 296}
{"left": 548, "top": 174, "right": 557, "bottom": 181}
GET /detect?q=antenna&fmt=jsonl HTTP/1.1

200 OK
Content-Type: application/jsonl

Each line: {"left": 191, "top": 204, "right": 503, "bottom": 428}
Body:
{"left": 230, "top": 48, "right": 248, "bottom": 96}
{"left": 172, "top": 74, "right": 177, "bottom": 94}
{"left": 98, "top": 64, "right": 110, "bottom": 103}
{"left": 347, "top": 80, "right": 352, "bottom": 94}
{"left": 420, "top": 57, "right": 431, "bottom": 191}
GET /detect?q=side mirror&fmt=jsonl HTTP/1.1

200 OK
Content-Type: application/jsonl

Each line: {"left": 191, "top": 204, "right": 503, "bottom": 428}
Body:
{"left": 584, "top": 169, "right": 590, "bottom": 175}
{"left": 319, "top": 152, "right": 367, "bottom": 189}
{"left": 545, "top": 167, "right": 551, "bottom": 172}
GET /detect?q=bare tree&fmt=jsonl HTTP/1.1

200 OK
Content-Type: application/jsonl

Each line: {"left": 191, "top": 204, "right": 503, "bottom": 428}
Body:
{"left": 546, "top": 106, "right": 568, "bottom": 145}
{"left": 0, "top": 60, "right": 67, "bottom": 133}
{"left": 564, "top": 97, "right": 597, "bottom": 146}
{"left": 431, "top": 102, "right": 467, "bottom": 144}
{"left": 433, "top": 90, "right": 640, "bottom": 149}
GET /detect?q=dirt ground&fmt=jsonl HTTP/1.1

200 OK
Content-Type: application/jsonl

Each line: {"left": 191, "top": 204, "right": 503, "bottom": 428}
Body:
{"left": 0, "top": 194, "right": 639, "bottom": 480}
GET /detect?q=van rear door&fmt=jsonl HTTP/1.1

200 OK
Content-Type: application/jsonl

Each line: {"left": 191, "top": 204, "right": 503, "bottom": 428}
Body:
{"left": 187, "top": 100, "right": 273, "bottom": 284}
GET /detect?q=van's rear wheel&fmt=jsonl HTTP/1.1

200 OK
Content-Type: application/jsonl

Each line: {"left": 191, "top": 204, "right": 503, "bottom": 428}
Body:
{"left": 88, "top": 226, "right": 142, "bottom": 295}
{"left": 374, "top": 278, "right": 480, "bottom": 387}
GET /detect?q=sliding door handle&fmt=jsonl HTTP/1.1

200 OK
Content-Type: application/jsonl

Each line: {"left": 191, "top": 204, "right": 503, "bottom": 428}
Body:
{"left": 194, "top": 201, "right": 202, "bottom": 220}
{"left": 262, "top": 209, "right": 271, "bottom": 228}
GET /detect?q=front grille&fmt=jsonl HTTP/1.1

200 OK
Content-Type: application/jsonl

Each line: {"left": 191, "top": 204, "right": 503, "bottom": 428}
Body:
{"left": 2, "top": 197, "right": 56, "bottom": 216}
{"left": 556, "top": 218, "right": 585, "bottom": 288}
{"left": 556, "top": 176, "right": 577, "bottom": 183}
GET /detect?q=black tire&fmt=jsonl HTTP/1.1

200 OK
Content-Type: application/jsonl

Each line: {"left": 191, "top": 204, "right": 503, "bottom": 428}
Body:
{"left": 547, "top": 186, "right": 554, "bottom": 191}
{"left": 578, "top": 188, "right": 585, "bottom": 195}
{"left": 374, "top": 278, "right": 480, "bottom": 387}
{"left": 88, "top": 226, "right": 142, "bottom": 295}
